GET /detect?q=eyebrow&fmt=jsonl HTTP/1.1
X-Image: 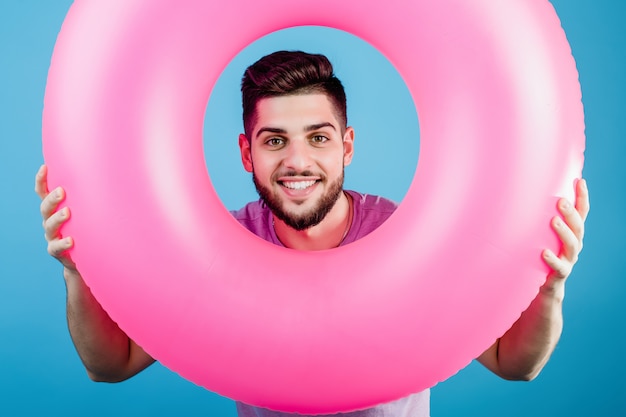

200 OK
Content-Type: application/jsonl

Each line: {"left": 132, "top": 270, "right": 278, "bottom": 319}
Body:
{"left": 255, "top": 122, "right": 337, "bottom": 139}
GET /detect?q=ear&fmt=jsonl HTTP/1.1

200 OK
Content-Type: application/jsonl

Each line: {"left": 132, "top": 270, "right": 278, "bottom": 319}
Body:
{"left": 239, "top": 133, "right": 254, "bottom": 173}
{"left": 342, "top": 127, "right": 355, "bottom": 167}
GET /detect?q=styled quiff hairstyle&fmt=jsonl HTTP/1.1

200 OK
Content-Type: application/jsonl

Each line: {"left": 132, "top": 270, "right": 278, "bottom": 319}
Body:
{"left": 241, "top": 50, "right": 347, "bottom": 137}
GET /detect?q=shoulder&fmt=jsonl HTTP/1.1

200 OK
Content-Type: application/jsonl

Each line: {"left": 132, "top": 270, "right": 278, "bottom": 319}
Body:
{"left": 343, "top": 190, "right": 397, "bottom": 243}
{"left": 347, "top": 190, "right": 398, "bottom": 214}
{"left": 230, "top": 199, "right": 267, "bottom": 222}
{"left": 230, "top": 199, "right": 276, "bottom": 243}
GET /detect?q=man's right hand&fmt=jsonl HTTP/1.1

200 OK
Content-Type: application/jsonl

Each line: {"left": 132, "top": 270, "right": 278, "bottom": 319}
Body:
{"left": 35, "top": 164, "right": 77, "bottom": 271}
{"left": 35, "top": 164, "right": 156, "bottom": 381}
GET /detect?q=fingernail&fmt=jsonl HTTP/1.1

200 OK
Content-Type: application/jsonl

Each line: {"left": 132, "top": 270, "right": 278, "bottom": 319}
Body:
{"left": 560, "top": 199, "right": 571, "bottom": 210}
{"left": 54, "top": 188, "right": 62, "bottom": 199}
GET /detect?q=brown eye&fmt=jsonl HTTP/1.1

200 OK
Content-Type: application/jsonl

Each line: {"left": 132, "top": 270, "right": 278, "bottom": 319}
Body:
{"left": 311, "top": 135, "right": 328, "bottom": 144}
{"left": 266, "top": 137, "right": 285, "bottom": 147}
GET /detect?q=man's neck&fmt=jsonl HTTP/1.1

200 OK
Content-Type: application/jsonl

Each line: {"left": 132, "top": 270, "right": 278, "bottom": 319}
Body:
{"left": 273, "top": 191, "right": 352, "bottom": 251}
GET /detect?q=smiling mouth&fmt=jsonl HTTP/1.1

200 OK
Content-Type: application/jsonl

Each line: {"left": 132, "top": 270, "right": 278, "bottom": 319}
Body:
{"left": 280, "top": 180, "right": 318, "bottom": 190}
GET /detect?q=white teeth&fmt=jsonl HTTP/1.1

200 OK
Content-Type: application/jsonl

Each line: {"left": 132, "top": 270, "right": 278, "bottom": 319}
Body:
{"left": 283, "top": 180, "right": 316, "bottom": 190}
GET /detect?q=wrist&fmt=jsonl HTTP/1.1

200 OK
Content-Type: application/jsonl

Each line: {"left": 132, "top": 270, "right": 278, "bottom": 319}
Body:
{"left": 63, "top": 266, "right": 83, "bottom": 285}
{"left": 539, "top": 276, "right": 566, "bottom": 303}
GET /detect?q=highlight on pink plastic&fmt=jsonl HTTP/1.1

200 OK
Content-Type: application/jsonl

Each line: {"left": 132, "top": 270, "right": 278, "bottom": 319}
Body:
{"left": 42, "top": 0, "right": 584, "bottom": 414}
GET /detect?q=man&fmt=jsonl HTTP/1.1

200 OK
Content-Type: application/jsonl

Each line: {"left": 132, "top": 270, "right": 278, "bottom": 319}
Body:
{"left": 36, "top": 51, "right": 589, "bottom": 416}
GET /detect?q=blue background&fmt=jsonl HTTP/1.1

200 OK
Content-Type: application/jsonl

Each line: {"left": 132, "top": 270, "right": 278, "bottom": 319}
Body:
{"left": 1, "top": 1, "right": 624, "bottom": 415}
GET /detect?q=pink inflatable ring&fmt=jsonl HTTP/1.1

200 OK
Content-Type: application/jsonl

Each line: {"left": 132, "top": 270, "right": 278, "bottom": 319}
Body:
{"left": 43, "top": 0, "right": 584, "bottom": 414}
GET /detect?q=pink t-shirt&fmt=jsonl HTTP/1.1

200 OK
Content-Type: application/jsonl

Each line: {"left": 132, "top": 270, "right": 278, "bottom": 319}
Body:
{"left": 231, "top": 190, "right": 398, "bottom": 247}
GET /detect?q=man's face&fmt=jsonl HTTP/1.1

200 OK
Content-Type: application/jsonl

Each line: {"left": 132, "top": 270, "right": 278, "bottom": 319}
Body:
{"left": 239, "top": 93, "right": 354, "bottom": 231}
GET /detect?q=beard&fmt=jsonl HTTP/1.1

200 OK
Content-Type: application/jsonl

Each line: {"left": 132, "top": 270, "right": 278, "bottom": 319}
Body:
{"left": 253, "top": 169, "right": 345, "bottom": 231}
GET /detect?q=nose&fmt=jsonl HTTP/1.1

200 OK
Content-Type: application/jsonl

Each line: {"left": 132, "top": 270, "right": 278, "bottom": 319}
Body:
{"left": 282, "top": 139, "right": 312, "bottom": 172}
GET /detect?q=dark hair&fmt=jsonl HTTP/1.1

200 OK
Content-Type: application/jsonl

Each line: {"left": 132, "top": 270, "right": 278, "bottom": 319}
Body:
{"left": 241, "top": 50, "right": 347, "bottom": 137}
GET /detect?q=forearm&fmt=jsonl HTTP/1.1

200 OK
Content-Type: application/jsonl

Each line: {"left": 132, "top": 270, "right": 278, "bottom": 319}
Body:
{"left": 64, "top": 267, "right": 154, "bottom": 382}
{"left": 483, "top": 277, "right": 565, "bottom": 381}
{"left": 484, "top": 180, "right": 589, "bottom": 380}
